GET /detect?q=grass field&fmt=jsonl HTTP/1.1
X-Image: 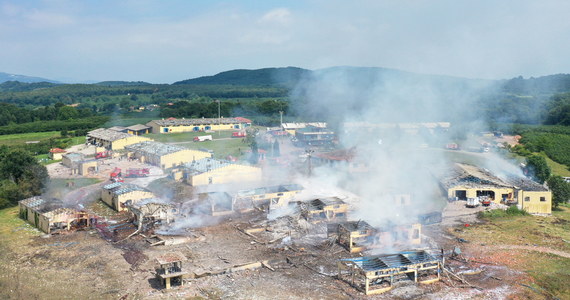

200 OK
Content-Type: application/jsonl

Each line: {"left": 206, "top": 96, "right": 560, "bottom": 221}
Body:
{"left": 455, "top": 205, "right": 570, "bottom": 299}
{"left": 147, "top": 130, "right": 251, "bottom": 159}
{"left": 0, "top": 131, "right": 60, "bottom": 146}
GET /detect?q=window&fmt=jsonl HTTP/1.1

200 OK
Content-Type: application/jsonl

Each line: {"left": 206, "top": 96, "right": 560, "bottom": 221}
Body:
{"left": 524, "top": 197, "right": 530, "bottom": 202}
{"left": 540, "top": 197, "right": 546, "bottom": 202}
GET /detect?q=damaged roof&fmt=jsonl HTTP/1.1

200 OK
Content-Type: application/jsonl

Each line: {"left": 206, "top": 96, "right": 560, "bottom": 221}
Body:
{"left": 156, "top": 251, "right": 187, "bottom": 265}
{"left": 150, "top": 117, "right": 250, "bottom": 126}
{"left": 87, "top": 128, "right": 135, "bottom": 142}
{"left": 340, "top": 250, "right": 439, "bottom": 271}
{"left": 237, "top": 184, "right": 303, "bottom": 197}
{"left": 339, "top": 220, "right": 374, "bottom": 232}
{"left": 439, "top": 163, "right": 547, "bottom": 191}
{"left": 103, "top": 182, "right": 151, "bottom": 195}
{"left": 19, "top": 197, "right": 65, "bottom": 214}
{"left": 125, "top": 141, "right": 204, "bottom": 157}
{"left": 306, "top": 197, "right": 346, "bottom": 210}
{"left": 183, "top": 158, "right": 232, "bottom": 175}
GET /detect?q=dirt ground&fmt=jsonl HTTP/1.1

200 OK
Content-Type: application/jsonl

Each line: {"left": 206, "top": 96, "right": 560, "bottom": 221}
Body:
{"left": 0, "top": 136, "right": 554, "bottom": 299}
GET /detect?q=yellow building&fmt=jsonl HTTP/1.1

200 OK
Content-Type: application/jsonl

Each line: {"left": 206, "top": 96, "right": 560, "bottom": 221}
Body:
{"left": 301, "top": 197, "right": 349, "bottom": 223}
{"left": 18, "top": 197, "right": 92, "bottom": 234}
{"left": 101, "top": 182, "right": 156, "bottom": 211}
{"left": 125, "top": 141, "right": 212, "bottom": 170}
{"left": 87, "top": 128, "right": 151, "bottom": 150}
{"left": 147, "top": 117, "right": 252, "bottom": 134}
{"left": 174, "top": 158, "right": 262, "bottom": 186}
{"left": 234, "top": 184, "right": 304, "bottom": 211}
{"left": 440, "top": 163, "right": 552, "bottom": 214}
{"left": 126, "top": 124, "right": 151, "bottom": 136}
{"left": 48, "top": 148, "right": 66, "bottom": 160}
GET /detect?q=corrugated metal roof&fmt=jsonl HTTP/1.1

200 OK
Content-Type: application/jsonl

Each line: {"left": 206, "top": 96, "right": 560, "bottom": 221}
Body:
{"left": 125, "top": 141, "right": 203, "bottom": 157}
{"left": 282, "top": 122, "right": 327, "bottom": 129}
{"left": 150, "top": 117, "right": 248, "bottom": 126}
{"left": 103, "top": 182, "right": 123, "bottom": 190}
{"left": 126, "top": 124, "right": 150, "bottom": 131}
{"left": 87, "top": 128, "right": 135, "bottom": 142}
{"left": 183, "top": 158, "right": 232, "bottom": 175}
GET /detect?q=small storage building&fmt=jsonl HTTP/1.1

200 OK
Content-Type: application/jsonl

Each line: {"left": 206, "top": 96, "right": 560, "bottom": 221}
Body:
{"left": 101, "top": 182, "right": 155, "bottom": 211}
{"left": 125, "top": 141, "right": 212, "bottom": 170}
{"left": 86, "top": 128, "right": 151, "bottom": 150}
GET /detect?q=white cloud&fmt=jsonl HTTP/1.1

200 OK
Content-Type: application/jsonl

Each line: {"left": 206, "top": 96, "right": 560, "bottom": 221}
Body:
{"left": 259, "top": 8, "right": 291, "bottom": 25}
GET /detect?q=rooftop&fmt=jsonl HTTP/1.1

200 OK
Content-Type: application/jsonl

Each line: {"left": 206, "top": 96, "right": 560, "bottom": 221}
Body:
{"left": 87, "top": 128, "right": 136, "bottom": 142}
{"left": 340, "top": 250, "right": 439, "bottom": 272}
{"left": 108, "top": 126, "right": 128, "bottom": 132}
{"left": 156, "top": 251, "right": 187, "bottom": 265}
{"left": 49, "top": 148, "right": 66, "bottom": 153}
{"left": 237, "top": 184, "right": 303, "bottom": 197}
{"left": 183, "top": 158, "right": 233, "bottom": 175}
{"left": 440, "top": 163, "right": 547, "bottom": 191}
{"left": 282, "top": 122, "right": 327, "bottom": 129}
{"left": 102, "top": 182, "right": 151, "bottom": 195}
{"left": 125, "top": 141, "right": 203, "bottom": 157}
{"left": 150, "top": 117, "right": 251, "bottom": 126}
{"left": 63, "top": 152, "right": 84, "bottom": 161}
{"left": 339, "top": 220, "right": 374, "bottom": 232}
{"left": 126, "top": 124, "right": 151, "bottom": 131}
{"left": 306, "top": 197, "right": 346, "bottom": 210}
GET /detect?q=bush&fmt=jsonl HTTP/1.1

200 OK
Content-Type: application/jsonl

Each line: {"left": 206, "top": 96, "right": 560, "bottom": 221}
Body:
{"left": 479, "top": 206, "right": 530, "bottom": 219}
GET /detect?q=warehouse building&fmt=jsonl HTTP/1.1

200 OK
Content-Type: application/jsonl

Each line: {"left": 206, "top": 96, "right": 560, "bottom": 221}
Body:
{"left": 440, "top": 163, "right": 552, "bottom": 214}
{"left": 147, "top": 117, "right": 252, "bottom": 134}
{"left": 294, "top": 126, "right": 336, "bottom": 147}
{"left": 87, "top": 128, "right": 151, "bottom": 150}
{"left": 281, "top": 122, "right": 327, "bottom": 135}
{"left": 18, "top": 197, "right": 92, "bottom": 234}
{"left": 101, "top": 182, "right": 156, "bottom": 211}
{"left": 172, "top": 158, "right": 262, "bottom": 186}
{"left": 126, "top": 199, "right": 178, "bottom": 228}
{"left": 61, "top": 153, "right": 98, "bottom": 175}
{"left": 125, "top": 141, "right": 212, "bottom": 169}
{"left": 126, "top": 124, "right": 151, "bottom": 136}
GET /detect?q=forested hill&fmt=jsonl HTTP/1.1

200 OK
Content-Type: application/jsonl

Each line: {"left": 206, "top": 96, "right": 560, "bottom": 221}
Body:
{"left": 173, "top": 67, "right": 311, "bottom": 87}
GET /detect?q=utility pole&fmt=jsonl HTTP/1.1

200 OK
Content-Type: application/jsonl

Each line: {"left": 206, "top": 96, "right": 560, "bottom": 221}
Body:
{"left": 279, "top": 110, "right": 283, "bottom": 129}
{"left": 216, "top": 99, "right": 221, "bottom": 137}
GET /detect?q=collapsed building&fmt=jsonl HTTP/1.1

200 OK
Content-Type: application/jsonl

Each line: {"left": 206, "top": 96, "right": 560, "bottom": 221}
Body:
{"left": 86, "top": 128, "right": 151, "bottom": 150}
{"left": 440, "top": 163, "right": 552, "bottom": 214}
{"left": 171, "top": 158, "right": 262, "bottom": 186}
{"left": 126, "top": 199, "right": 179, "bottom": 229}
{"left": 198, "top": 192, "right": 234, "bottom": 216}
{"left": 294, "top": 125, "right": 336, "bottom": 147}
{"left": 125, "top": 141, "right": 212, "bottom": 170}
{"left": 155, "top": 252, "right": 188, "bottom": 289}
{"left": 338, "top": 250, "right": 443, "bottom": 295}
{"left": 331, "top": 220, "right": 422, "bottom": 253}
{"left": 300, "top": 197, "right": 349, "bottom": 223}
{"left": 146, "top": 117, "right": 252, "bottom": 134}
{"left": 62, "top": 152, "right": 98, "bottom": 175}
{"left": 18, "top": 197, "right": 93, "bottom": 234}
{"left": 234, "top": 184, "right": 304, "bottom": 211}
{"left": 101, "top": 182, "right": 156, "bottom": 211}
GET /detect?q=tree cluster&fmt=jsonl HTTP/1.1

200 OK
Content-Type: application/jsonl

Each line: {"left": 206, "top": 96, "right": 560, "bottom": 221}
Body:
{"left": 0, "top": 147, "right": 49, "bottom": 209}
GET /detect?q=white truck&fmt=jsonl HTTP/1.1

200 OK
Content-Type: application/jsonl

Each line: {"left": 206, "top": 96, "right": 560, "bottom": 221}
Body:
{"left": 193, "top": 135, "right": 213, "bottom": 142}
{"left": 466, "top": 197, "right": 480, "bottom": 208}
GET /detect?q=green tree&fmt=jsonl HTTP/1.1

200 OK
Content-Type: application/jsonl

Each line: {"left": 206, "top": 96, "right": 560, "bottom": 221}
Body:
{"left": 547, "top": 175, "right": 570, "bottom": 208}
{"left": 526, "top": 155, "right": 551, "bottom": 184}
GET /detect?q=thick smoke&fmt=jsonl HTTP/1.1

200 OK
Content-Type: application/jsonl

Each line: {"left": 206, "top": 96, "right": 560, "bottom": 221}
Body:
{"left": 289, "top": 68, "right": 498, "bottom": 228}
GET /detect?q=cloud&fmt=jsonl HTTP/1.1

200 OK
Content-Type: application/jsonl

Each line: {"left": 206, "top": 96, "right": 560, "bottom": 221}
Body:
{"left": 259, "top": 8, "right": 291, "bottom": 25}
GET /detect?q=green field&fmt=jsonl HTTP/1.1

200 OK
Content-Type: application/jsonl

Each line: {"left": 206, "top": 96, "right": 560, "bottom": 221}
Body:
{"left": 0, "top": 131, "right": 61, "bottom": 146}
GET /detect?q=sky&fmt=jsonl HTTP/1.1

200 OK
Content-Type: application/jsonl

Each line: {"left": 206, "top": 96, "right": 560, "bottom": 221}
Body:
{"left": 0, "top": 0, "right": 569, "bottom": 83}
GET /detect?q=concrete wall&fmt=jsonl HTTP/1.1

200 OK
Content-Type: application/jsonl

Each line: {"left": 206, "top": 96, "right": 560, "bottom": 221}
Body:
{"left": 519, "top": 190, "right": 552, "bottom": 214}
{"left": 147, "top": 120, "right": 245, "bottom": 134}
{"left": 110, "top": 136, "right": 152, "bottom": 150}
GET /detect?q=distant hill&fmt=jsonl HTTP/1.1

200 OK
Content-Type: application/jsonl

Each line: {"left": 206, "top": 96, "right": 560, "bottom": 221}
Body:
{"left": 501, "top": 74, "right": 570, "bottom": 95}
{"left": 95, "top": 81, "right": 152, "bottom": 87}
{"left": 0, "top": 72, "right": 59, "bottom": 84}
{"left": 0, "top": 81, "right": 59, "bottom": 92}
{"left": 173, "top": 67, "right": 311, "bottom": 87}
